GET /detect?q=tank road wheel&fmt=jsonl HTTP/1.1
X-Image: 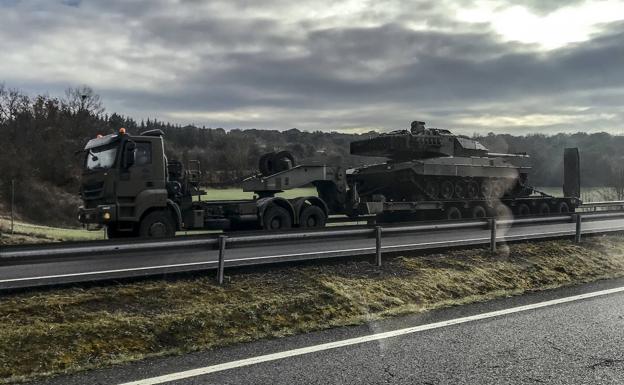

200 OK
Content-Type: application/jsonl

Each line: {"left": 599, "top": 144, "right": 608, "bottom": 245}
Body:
{"left": 424, "top": 180, "right": 439, "bottom": 199}
{"left": 440, "top": 180, "right": 454, "bottom": 200}
{"left": 454, "top": 180, "right": 467, "bottom": 199}
{"left": 299, "top": 206, "right": 326, "bottom": 228}
{"left": 516, "top": 203, "right": 531, "bottom": 217}
{"left": 446, "top": 206, "right": 462, "bottom": 220}
{"left": 466, "top": 180, "right": 479, "bottom": 200}
{"left": 263, "top": 206, "right": 292, "bottom": 230}
{"left": 557, "top": 202, "right": 570, "bottom": 214}
{"left": 491, "top": 180, "right": 505, "bottom": 199}
{"left": 139, "top": 210, "right": 176, "bottom": 238}
{"left": 538, "top": 202, "right": 551, "bottom": 215}
{"left": 481, "top": 180, "right": 493, "bottom": 199}
{"left": 471, "top": 205, "right": 487, "bottom": 218}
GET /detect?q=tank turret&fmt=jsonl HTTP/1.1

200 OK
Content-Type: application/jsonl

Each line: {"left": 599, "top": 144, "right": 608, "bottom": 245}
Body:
{"left": 350, "top": 121, "right": 489, "bottom": 160}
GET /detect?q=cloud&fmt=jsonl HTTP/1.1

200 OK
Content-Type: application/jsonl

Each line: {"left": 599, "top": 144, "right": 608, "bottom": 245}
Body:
{"left": 0, "top": 0, "right": 623, "bottom": 134}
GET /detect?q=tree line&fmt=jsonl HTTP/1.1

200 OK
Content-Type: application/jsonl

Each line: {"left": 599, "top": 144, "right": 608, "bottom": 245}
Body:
{"left": 0, "top": 85, "right": 622, "bottom": 226}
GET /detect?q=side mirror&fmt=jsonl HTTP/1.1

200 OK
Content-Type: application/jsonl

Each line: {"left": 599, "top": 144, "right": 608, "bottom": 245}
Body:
{"left": 123, "top": 141, "right": 136, "bottom": 168}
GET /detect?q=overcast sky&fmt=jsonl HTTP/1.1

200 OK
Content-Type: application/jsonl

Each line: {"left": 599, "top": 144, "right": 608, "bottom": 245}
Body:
{"left": 1, "top": 0, "right": 624, "bottom": 134}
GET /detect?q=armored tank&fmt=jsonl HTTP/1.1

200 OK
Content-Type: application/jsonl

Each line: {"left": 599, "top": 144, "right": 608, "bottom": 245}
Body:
{"left": 348, "top": 121, "right": 532, "bottom": 202}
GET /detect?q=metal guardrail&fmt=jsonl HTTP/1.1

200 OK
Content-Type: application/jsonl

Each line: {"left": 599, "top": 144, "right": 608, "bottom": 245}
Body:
{"left": 2, "top": 208, "right": 623, "bottom": 261}
{"left": 580, "top": 201, "right": 624, "bottom": 210}
{"left": 2, "top": 201, "right": 624, "bottom": 289}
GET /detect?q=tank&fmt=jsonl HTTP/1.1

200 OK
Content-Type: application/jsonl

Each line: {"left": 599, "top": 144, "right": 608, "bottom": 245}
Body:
{"left": 348, "top": 121, "right": 532, "bottom": 202}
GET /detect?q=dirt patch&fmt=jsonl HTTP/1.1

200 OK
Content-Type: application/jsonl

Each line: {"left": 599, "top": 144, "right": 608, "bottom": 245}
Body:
{"left": 2, "top": 235, "right": 624, "bottom": 383}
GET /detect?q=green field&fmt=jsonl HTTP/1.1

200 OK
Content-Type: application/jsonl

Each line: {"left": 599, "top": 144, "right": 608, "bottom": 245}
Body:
{"left": 0, "top": 216, "right": 103, "bottom": 244}
{"left": 197, "top": 187, "right": 317, "bottom": 201}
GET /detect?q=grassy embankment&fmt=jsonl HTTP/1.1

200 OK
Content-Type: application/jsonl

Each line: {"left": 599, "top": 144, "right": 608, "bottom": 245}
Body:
{"left": 2, "top": 236, "right": 624, "bottom": 383}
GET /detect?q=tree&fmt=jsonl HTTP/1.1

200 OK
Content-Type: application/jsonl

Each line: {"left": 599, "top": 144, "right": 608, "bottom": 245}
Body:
{"left": 63, "top": 85, "right": 105, "bottom": 116}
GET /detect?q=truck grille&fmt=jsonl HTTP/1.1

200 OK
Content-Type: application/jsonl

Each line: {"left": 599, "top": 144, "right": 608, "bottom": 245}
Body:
{"left": 81, "top": 181, "right": 104, "bottom": 200}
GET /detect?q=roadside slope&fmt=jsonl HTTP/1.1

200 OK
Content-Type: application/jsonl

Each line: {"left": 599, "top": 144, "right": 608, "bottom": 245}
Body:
{"left": 2, "top": 235, "right": 624, "bottom": 383}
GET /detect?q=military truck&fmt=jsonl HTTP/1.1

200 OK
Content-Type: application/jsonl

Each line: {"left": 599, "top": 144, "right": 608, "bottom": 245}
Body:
{"left": 78, "top": 123, "right": 581, "bottom": 238}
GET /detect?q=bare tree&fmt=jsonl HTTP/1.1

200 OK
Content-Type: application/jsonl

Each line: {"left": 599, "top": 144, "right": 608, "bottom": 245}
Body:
{"left": 610, "top": 162, "right": 624, "bottom": 200}
{"left": 62, "top": 85, "right": 105, "bottom": 116}
{"left": 0, "top": 85, "right": 30, "bottom": 122}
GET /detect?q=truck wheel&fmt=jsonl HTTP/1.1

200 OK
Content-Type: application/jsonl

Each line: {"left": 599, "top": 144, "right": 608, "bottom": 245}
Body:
{"left": 538, "top": 202, "right": 551, "bottom": 215}
{"left": 299, "top": 206, "right": 326, "bottom": 228}
{"left": 471, "top": 205, "right": 487, "bottom": 218}
{"left": 262, "top": 206, "right": 292, "bottom": 230}
{"left": 495, "top": 204, "right": 511, "bottom": 219}
{"left": 446, "top": 206, "right": 462, "bottom": 220}
{"left": 516, "top": 203, "right": 531, "bottom": 217}
{"left": 139, "top": 211, "right": 176, "bottom": 238}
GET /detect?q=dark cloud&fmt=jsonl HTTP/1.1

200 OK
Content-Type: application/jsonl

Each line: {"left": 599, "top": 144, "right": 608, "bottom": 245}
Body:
{"left": 0, "top": 0, "right": 623, "bottom": 133}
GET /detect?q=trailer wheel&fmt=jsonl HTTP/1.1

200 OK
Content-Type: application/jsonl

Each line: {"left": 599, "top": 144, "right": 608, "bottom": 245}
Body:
{"left": 538, "top": 202, "right": 551, "bottom": 215}
{"left": 446, "top": 206, "right": 462, "bottom": 220}
{"left": 470, "top": 205, "right": 487, "bottom": 218}
{"left": 139, "top": 210, "right": 176, "bottom": 238}
{"left": 262, "top": 206, "right": 292, "bottom": 230}
{"left": 299, "top": 205, "right": 326, "bottom": 228}
{"left": 495, "top": 204, "right": 512, "bottom": 219}
{"left": 557, "top": 202, "right": 570, "bottom": 213}
{"left": 516, "top": 203, "right": 531, "bottom": 217}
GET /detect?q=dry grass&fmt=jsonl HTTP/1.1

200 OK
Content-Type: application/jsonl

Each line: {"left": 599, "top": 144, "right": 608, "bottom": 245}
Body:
{"left": 2, "top": 236, "right": 624, "bottom": 383}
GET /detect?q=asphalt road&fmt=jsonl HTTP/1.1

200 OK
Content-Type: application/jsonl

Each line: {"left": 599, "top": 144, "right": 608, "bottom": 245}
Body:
{"left": 2, "top": 216, "right": 624, "bottom": 289}
{"left": 26, "top": 277, "right": 624, "bottom": 385}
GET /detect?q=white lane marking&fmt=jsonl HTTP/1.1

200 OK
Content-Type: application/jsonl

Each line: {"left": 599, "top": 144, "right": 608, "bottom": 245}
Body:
{"left": 118, "top": 285, "right": 624, "bottom": 385}
{"left": 2, "top": 227, "right": 623, "bottom": 285}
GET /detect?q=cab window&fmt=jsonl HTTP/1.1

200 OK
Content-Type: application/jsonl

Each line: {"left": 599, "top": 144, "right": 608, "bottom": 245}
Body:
{"left": 135, "top": 142, "right": 152, "bottom": 166}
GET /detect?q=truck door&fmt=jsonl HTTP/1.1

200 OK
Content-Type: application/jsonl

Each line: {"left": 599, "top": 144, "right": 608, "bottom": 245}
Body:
{"left": 116, "top": 139, "right": 166, "bottom": 220}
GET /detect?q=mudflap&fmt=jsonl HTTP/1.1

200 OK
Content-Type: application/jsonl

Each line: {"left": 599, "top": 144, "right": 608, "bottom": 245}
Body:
{"left": 563, "top": 148, "right": 581, "bottom": 199}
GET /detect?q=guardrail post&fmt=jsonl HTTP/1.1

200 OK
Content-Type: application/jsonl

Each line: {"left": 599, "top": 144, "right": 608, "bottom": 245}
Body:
{"left": 489, "top": 218, "right": 497, "bottom": 253}
{"left": 575, "top": 214, "right": 582, "bottom": 243}
{"left": 375, "top": 226, "right": 382, "bottom": 267}
{"left": 217, "top": 235, "right": 227, "bottom": 285}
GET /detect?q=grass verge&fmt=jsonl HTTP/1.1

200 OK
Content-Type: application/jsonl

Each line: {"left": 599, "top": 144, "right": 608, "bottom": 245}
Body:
{"left": 2, "top": 236, "right": 624, "bottom": 383}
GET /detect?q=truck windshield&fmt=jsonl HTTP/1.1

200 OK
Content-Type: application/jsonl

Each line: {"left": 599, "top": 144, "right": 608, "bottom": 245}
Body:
{"left": 85, "top": 145, "right": 118, "bottom": 170}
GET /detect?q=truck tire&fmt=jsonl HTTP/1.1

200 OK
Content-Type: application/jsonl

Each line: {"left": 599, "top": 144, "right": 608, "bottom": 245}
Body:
{"left": 516, "top": 203, "right": 531, "bottom": 217}
{"left": 262, "top": 206, "right": 292, "bottom": 230}
{"left": 446, "top": 206, "right": 462, "bottom": 220}
{"left": 299, "top": 205, "right": 326, "bottom": 228}
{"left": 538, "top": 202, "right": 551, "bottom": 215}
{"left": 139, "top": 210, "right": 176, "bottom": 238}
{"left": 470, "top": 205, "right": 487, "bottom": 218}
{"left": 557, "top": 202, "right": 570, "bottom": 213}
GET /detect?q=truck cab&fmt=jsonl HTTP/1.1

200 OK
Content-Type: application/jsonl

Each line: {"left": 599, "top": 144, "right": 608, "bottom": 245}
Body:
{"left": 78, "top": 128, "right": 181, "bottom": 238}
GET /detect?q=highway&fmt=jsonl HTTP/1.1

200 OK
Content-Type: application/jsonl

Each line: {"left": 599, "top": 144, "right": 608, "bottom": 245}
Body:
{"left": 26, "top": 277, "right": 624, "bottom": 385}
{"left": 1, "top": 214, "right": 624, "bottom": 290}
